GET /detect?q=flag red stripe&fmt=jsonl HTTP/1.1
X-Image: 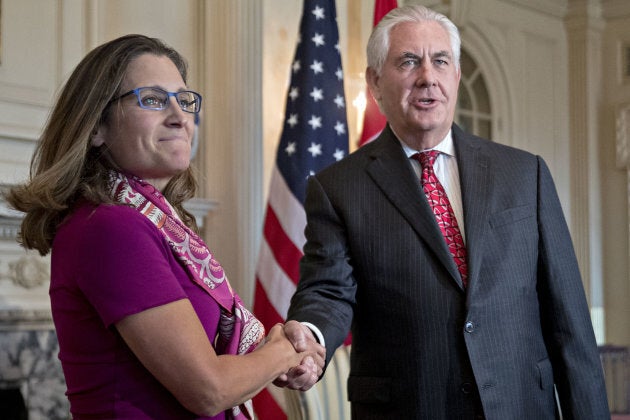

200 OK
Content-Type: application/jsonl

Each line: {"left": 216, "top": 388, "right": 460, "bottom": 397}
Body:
{"left": 253, "top": 280, "right": 285, "bottom": 330}
{"left": 263, "top": 205, "right": 302, "bottom": 284}
{"left": 252, "top": 388, "right": 287, "bottom": 420}
{"left": 256, "top": 238, "right": 297, "bottom": 318}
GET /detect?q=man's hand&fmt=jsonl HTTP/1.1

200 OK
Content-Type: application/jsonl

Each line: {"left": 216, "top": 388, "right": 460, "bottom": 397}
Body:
{"left": 273, "top": 320, "right": 326, "bottom": 391}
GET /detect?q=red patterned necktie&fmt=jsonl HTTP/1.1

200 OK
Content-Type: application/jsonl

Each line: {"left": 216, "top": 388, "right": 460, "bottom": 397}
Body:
{"left": 413, "top": 151, "right": 468, "bottom": 287}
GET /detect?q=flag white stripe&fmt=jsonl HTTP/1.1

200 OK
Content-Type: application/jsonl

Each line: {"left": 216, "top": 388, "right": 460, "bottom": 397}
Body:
{"left": 267, "top": 165, "right": 307, "bottom": 250}
{"left": 256, "top": 238, "right": 297, "bottom": 319}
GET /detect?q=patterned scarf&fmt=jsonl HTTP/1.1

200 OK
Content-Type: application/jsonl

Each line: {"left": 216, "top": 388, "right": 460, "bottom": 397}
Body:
{"left": 110, "top": 171, "right": 264, "bottom": 419}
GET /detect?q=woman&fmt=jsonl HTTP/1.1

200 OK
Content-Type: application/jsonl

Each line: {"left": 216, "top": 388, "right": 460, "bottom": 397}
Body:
{"left": 6, "top": 34, "right": 323, "bottom": 419}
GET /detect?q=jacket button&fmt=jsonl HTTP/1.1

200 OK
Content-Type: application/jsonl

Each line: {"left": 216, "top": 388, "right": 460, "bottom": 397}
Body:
{"left": 460, "top": 382, "right": 473, "bottom": 394}
{"left": 464, "top": 321, "right": 475, "bottom": 333}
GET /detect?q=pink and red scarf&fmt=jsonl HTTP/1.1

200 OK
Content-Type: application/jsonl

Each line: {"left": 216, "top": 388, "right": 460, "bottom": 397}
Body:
{"left": 111, "top": 171, "right": 264, "bottom": 419}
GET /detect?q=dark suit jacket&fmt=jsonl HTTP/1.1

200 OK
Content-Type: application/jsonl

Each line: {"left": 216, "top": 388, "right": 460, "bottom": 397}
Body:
{"left": 287, "top": 124, "right": 609, "bottom": 419}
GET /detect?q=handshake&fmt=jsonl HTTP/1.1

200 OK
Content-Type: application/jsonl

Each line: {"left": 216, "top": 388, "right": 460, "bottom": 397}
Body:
{"left": 263, "top": 320, "right": 326, "bottom": 391}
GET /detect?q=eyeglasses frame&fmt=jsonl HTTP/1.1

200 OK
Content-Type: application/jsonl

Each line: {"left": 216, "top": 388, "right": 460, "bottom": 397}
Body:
{"left": 108, "top": 86, "right": 202, "bottom": 114}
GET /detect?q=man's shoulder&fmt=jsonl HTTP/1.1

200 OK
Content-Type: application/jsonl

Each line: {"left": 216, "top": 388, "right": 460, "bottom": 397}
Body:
{"left": 454, "top": 127, "right": 538, "bottom": 162}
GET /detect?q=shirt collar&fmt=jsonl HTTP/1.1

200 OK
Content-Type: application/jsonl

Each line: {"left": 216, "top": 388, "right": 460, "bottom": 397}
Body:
{"left": 396, "top": 129, "right": 455, "bottom": 159}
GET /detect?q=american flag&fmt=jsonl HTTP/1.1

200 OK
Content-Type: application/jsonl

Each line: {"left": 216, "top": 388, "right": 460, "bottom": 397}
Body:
{"left": 252, "top": 0, "right": 349, "bottom": 417}
{"left": 357, "top": 0, "right": 397, "bottom": 147}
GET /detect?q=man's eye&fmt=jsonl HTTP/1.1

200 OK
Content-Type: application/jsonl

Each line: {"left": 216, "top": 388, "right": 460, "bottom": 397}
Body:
{"left": 400, "top": 59, "right": 418, "bottom": 68}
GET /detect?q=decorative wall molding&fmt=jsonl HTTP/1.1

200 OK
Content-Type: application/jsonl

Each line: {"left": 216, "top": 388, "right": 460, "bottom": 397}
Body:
{"left": 183, "top": 197, "right": 218, "bottom": 229}
{"left": 0, "top": 217, "right": 20, "bottom": 242}
{"left": 505, "top": 0, "right": 568, "bottom": 18}
{"left": 617, "top": 102, "right": 630, "bottom": 169}
{"left": 565, "top": 0, "right": 606, "bottom": 343}
{"left": 0, "top": 81, "right": 53, "bottom": 108}
{"left": 7, "top": 254, "right": 49, "bottom": 290}
{"left": 0, "top": 123, "right": 41, "bottom": 142}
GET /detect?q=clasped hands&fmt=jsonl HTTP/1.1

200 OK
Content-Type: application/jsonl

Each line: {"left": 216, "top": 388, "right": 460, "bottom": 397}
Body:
{"left": 269, "top": 320, "right": 326, "bottom": 391}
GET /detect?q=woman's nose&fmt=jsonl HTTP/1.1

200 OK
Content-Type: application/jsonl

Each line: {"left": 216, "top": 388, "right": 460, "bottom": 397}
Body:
{"left": 165, "top": 97, "right": 190, "bottom": 126}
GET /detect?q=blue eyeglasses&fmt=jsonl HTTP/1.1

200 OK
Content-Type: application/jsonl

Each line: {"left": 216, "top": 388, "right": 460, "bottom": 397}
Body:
{"left": 109, "top": 87, "right": 202, "bottom": 114}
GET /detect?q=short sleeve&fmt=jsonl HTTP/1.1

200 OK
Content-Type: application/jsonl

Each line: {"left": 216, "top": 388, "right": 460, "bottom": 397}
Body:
{"left": 70, "top": 205, "right": 188, "bottom": 327}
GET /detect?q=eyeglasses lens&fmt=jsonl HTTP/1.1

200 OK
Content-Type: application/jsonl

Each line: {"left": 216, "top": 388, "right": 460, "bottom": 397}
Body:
{"left": 176, "top": 92, "right": 200, "bottom": 113}
{"left": 138, "top": 88, "right": 167, "bottom": 110}
{"left": 136, "top": 88, "right": 200, "bottom": 113}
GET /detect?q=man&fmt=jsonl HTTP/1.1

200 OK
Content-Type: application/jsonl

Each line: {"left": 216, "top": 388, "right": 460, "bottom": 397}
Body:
{"left": 281, "top": 4, "right": 609, "bottom": 419}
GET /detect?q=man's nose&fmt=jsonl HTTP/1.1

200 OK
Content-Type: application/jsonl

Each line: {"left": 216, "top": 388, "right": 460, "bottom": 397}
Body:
{"left": 415, "top": 63, "right": 437, "bottom": 88}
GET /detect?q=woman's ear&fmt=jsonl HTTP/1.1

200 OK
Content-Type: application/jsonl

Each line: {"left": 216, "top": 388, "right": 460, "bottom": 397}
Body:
{"left": 91, "top": 126, "right": 106, "bottom": 147}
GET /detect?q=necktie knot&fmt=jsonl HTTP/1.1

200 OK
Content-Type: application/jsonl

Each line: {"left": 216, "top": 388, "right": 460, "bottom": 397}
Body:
{"left": 416, "top": 150, "right": 439, "bottom": 170}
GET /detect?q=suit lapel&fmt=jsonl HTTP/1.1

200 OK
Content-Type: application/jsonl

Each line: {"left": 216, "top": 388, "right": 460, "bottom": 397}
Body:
{"left": 452, "top": 124, "right": 492, "bottom": 293}
{"left": 365, "top": 127, "right": 463, "bottom": 287}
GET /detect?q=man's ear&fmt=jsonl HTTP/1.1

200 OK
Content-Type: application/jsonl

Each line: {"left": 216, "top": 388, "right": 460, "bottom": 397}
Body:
{"left": 365, "top": 67, "right": 381, "bottom": 102}
{"left": 91, "top": 125, "right": 106, "bottom": 147}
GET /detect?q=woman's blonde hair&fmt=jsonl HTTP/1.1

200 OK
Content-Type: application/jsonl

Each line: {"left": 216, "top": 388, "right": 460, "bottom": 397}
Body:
{"left": 6, "top": 34, "right": 198, "bottom": 256}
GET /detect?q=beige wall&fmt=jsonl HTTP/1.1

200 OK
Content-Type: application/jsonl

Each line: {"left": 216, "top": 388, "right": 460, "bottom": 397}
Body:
{"left": 0, "top": 0, "right": 628, "bottom": 347}
{"left": 601, "top": 4, "right": 630, "bottom": 346}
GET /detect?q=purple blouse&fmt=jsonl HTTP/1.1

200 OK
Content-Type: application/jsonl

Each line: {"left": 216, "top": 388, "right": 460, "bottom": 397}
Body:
{"left": 50, "top": 201, "right": 225, "bottom": 419}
